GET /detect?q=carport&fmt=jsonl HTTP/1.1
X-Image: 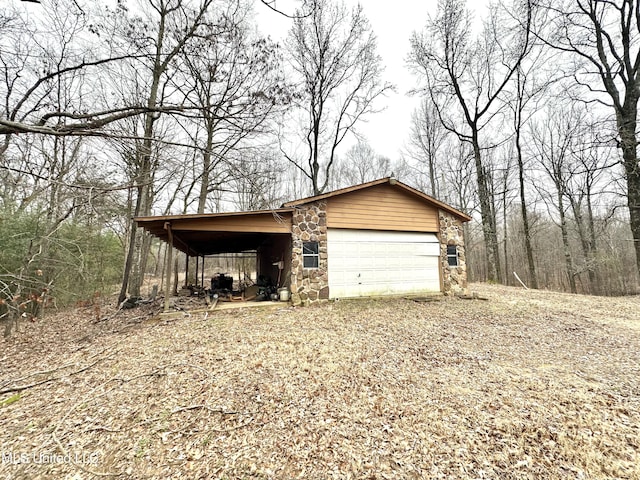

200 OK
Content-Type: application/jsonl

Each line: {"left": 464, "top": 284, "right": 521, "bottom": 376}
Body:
{"left": 135, "top": 208, "right": 294, "bottom": 311}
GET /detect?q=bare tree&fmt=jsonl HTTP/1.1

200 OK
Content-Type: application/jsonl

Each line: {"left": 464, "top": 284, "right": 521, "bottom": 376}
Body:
{"left": 442, "top": 141, "right": 477, "bottom": 215}
{"left": 175, "top": 1, "right": 287, "bottom": 213}
{"left": 495, "top": 148, "right": 517, "bottom": 284}
{"left": 114, "top": 0, "right": 217, "bottom": 304}
{"left": 407, "top": 97, "right": 448, "bottom": 197}
{"left": 530, "top": 104, "right": 586, "bottom": 293}
{"left": 0, "top": 1, "right": 179, "bottom": 140}
{"left": 230, "top": 149, "right": 286, "bottom": 211}
{"left": 564, "top": 117, "right": 616, "bottom": 294}
{"left": 333, "top": 140, "right": 393, "bottom": 187}
{"left": 504, "top": 40, "right": 556, "bottom": 289}
{"left": 0, "top": 0, "right": 300, "bottom": 142}
{"left": 539, "top": 0, "right": 640, "bottom": 282}
{"left": 410, "top": 0, "right": 532, "bottom": 283}
{"left": 0, "top": 1, "right": 129, "bottom": 324}
{"left": 282, "top": 0, "right": 393, "bottom": 195}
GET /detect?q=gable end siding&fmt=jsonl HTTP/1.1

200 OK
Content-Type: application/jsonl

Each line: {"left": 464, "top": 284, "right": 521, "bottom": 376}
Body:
{"left": 326, "top": 184, "right": 439, "bottom": 232}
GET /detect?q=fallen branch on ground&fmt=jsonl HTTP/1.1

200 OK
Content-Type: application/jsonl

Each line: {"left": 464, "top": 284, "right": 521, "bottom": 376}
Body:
{"left": 170, "top": 404, "right": 240, "bottom": 415}
{"left": 0, "top": 349, "right": 116, "bottom": 395}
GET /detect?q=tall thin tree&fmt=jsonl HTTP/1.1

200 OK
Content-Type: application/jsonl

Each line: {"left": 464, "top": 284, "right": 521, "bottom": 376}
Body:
{"left": 282, "top": 0, "right": 393, "bottom": 195}
{"left": 116, "top": 0, "right": 216, "bottom": 304}
{"left": 410, "top": 0, "right": 532, "bottom": 283}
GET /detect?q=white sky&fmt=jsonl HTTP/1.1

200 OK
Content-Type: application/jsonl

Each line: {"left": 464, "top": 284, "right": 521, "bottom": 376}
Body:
{"left": 256, "top": 0, "right": 438, "bottom": 160}
{"left": 256, "top": 1, "right": 488, "bottom": 161}
{"left": 347, "top": 1, "right": 436, "bottom": 160}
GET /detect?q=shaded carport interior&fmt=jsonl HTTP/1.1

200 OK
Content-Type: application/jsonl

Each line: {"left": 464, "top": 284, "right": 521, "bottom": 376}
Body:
{"left": 135, "top": 208, "right": 294, "bottom": 294}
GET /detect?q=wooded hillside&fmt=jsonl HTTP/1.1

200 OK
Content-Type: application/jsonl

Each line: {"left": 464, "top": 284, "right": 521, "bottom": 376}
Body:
{"left": 1, "top": 0, "right": 639, "bottom": 333}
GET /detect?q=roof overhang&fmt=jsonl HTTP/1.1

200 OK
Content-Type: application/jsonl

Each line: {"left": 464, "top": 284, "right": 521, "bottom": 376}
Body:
{"left": 135, "top": 208, "right": 293, "bottom": 256}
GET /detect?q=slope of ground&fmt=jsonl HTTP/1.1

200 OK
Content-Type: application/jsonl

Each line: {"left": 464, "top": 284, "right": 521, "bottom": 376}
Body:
{"left": 1, "top": 284, "right": 639, "bottom": 479}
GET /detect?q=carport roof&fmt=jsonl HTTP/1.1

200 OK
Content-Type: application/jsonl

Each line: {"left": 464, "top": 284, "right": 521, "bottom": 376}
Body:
{"left": 135, "top": 208, "right": 293, "bottom": 256}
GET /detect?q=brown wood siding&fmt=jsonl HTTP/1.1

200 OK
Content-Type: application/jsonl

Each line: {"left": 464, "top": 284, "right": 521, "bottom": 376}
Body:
{"left": 172, "top": 213, "right": 291, "bottom": 234}
{"left": 326, "top": 184, "right": 439, "bottom": 232}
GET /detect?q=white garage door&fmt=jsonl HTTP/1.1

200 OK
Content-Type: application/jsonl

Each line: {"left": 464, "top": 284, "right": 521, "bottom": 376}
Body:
{"left": 327, "top": 229, "right": 441, "bottom": 298}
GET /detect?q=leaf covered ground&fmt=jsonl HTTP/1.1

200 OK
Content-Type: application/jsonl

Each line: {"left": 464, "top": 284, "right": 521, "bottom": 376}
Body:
{"left": 1, "top": 283, "right": 639, "bottom": 479}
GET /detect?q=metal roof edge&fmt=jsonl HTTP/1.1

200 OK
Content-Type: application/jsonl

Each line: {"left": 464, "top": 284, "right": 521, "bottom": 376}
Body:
{"left": 135, "top": 207, "right": 294, "bottom": 223}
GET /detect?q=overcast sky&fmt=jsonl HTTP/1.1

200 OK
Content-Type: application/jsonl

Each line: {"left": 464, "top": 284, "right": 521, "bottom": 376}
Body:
{"left": 256, "top": 1, "right": 489, "bottom": 161}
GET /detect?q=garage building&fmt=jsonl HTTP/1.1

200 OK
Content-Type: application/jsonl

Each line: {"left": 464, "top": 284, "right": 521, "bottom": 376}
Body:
{"left": 136, "top": 177, "right": 471, "bottom": 306}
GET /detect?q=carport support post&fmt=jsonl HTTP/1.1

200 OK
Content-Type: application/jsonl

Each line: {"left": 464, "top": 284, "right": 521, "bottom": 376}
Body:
{"left": 195, "top": 255, "right": 199, "bottom": 287}
{"left": 201, "top": 256, "right": 205, "bottom": 288}
{"left": 184, "top": 252, "right": 189, "bottom": 288}
{"left": 164, "top": 222, "right": 173, "bottom": 313}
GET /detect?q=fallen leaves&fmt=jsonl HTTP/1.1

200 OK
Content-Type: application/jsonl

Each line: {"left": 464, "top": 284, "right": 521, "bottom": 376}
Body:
{"left": 0, "top": 283, "right": 639, "bottom": 478}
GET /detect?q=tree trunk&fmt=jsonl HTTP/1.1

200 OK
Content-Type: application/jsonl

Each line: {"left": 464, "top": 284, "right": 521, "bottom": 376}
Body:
{"left": 502, "top": 173, "right": 509, "bottom": 285}
{"left": 118, "top": 184, "right": 144, "bottom": 305}
{"left": 119, "top": 7, "right": 167, "bottom": 300}
{"left": 586, "top": 190, "right": 600, "bottom": 295}
{"left": 472, "top": 133, "right": 502, "bottom": 283}
{"left": 570, "top": 198, "right": 598, "bottom": 295}
{"left": 617, "top": 104, "right": 640, "bottom": 282}
{"left": 197, "top": 123, "right": 214, "bottom": 214}
{"left": 428, "top": 152, "right": 437, "bottom": 197}
{"left": 558, "top": 191, "right": 576, "bottom": 294}
{"left": 515, "top": 124, "right": 538, "bottom": 289}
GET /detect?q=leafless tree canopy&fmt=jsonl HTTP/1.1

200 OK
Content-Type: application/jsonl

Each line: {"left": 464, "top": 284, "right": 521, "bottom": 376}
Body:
{"left": 536, "top": 0, "right": 640, "bottom": 278}
{"left": 281, "top": 0, "right": 393, "bottom": 195}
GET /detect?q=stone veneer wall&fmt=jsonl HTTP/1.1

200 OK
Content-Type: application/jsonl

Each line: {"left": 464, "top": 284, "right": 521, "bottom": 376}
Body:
{"left": 439, "top": 210, "right": 468, "bottom": 295}
{"left": 290, "top": 201, "right": 329, "bottom": 305}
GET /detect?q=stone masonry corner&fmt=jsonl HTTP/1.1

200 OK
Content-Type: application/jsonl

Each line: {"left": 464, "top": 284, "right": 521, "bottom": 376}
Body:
{"left": 289, "top": 201, "right": 329, "bottom": 306}
{"left": 439, "top": 210, "right": 468, "bottom": 295}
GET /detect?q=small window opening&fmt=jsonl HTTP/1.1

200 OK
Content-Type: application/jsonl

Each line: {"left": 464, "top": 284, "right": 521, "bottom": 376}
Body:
{"left": 447, "top": 245, "right": 459, "bottom": 267}
{"left": 303, "top": 241, "right": 319, "bottom": 268}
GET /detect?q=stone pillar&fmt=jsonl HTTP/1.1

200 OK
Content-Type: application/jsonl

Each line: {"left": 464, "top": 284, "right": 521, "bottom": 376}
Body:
{"left": 439, "top": 210, "right": 468, "bottom": 295}
{"left": 290, "top": 201, "right": 329, "bottom": 305}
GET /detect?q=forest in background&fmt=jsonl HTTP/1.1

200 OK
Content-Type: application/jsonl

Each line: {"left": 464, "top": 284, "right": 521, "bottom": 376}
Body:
{"left": 2, "top": 0, "right": 640, "bottom": 336}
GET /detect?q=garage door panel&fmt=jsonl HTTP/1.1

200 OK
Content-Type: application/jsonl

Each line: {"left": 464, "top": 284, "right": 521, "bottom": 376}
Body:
{"left": 327, "top": 229, "right": 441, "bottom": 298}
{"left": 328, "top": 229, "right": 438, "bottom": 243}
